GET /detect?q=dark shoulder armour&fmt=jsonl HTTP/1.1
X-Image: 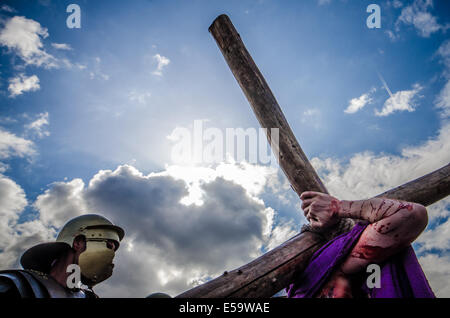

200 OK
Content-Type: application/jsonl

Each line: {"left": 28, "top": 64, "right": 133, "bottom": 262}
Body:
{"left": 0, "top": 270, "right": 89, "bottom": 298}
{"left": 0, "top": 270, "right": 49, "bottom": 298}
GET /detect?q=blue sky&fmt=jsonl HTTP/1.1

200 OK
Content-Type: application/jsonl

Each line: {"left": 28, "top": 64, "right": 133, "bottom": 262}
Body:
{"left": 0, "top": 0, "right": 449, "bottom": 297}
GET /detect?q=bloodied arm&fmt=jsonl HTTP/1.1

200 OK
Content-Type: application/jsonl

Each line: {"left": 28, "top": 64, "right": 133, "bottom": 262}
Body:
{"left": 300, "top": 191, "right": 428, "bottom": 275}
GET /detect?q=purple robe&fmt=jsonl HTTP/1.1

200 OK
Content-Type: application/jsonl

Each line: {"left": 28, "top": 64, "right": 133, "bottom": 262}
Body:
{"left": 286, "top": 222, "right": 435, "bottom": 298}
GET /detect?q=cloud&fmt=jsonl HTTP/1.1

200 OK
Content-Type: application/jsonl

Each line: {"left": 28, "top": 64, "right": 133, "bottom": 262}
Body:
{"left": 86, "top": 164, "right": 289, "bottom": 296}
{"left": 397, "top": 0, "right": 445, "bottom": 37}
{"left": 0, "top": 175, "right": 28, "bottom": 251}
{"left": 264, "top": 219, "right": 298, "bottom": 251}
{"left": 375, "top": 83, "right": 422, "bottom": 117}
{"left": 418, "top": 254, "right": 450, "bottom": 297}
{"left": 0, "top": 128, "right": 35, "bottom": 160}
{"left": 416, "top": 204, "right": 450, "bottom": 252}
{"left": 152, "top": 54, "right": 170, "bottom": 76}
{"left": 302, "top": 108, "right": 320, "bottom": 118}
{"left": 88, "top": 56, "right": 110, "bottom": 80}
{"left": 51, "top": 43, "right": 72, "bottom": 50}
{"left": 0, "top": 124, "right": 54, "bottom": 268}
{"left": 33, "top": 178, "right": 85, "bottom": 228}
{"left": 8, "top": 74, "right": 40, "bottom": 97}
{"left": 436, "top": 80, "right": 450, "bottom": 118}
{"left": 0, "top": 16, "right": 57, "bottom": 68}
{"left": 310, "top": 122, "right": 450, "bottom": 201}
{"left": 25, "top": 112, "right": 50, "bottom": 139}
{"left": 390, "top": 0, "right": 403, "bottom": 9}
{"left": 434, "top": 40, "right": 450, "bottom": 118}
{"left": 0, "top": 172, "right": 56, "bottom": 269}
{"left": 437, "top": 40, "right": 450, "bottom": 70}
{"left": 0, "top": 4, "right": 16, "bottom": 13}
{"left": 129, "top": 90, "right": 152, "bottom": 105}
{"left": 300, "top": 108, "right": 322, "bottom": 129}
{"left": 385, "top": 30, "right": 399, "bottom": 41}
{"left": 344, "top": 89, "right": 375, "bottom": 114}
{"left": 0, "top": 161, "right": 296, "bottom": 297}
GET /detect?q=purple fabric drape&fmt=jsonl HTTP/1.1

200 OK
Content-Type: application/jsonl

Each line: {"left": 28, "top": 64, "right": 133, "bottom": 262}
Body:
{"left": 286, "top": 222, "right": 435, "bottom": 298}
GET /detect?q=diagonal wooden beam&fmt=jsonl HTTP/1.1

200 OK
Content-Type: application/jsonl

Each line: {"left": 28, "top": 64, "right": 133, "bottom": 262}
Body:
{"left": 208, "top": 14, "right": 328, "bottom": 197}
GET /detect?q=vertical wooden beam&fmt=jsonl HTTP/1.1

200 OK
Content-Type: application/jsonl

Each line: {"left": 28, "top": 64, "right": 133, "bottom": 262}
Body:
{"left": 209, "top": 14, "right": 328, "bottom": 196}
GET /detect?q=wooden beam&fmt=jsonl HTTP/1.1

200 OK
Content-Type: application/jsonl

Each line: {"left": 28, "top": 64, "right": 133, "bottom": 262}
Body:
{"left": 176, "top": 163, "right": 450, "bottom": 298}
{"left": 177, "top": 230, "right": 324, "bottom": 298}
{"left": 208, "top": 14, "right": 328, "bottom": 196}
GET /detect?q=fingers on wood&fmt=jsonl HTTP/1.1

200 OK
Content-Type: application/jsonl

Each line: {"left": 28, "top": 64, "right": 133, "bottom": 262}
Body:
{"left": 300, "top": 191, "right": 320, "bottom": 200}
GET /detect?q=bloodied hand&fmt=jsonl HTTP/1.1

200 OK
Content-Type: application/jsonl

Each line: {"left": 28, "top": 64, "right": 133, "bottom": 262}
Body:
{"left": 300, "top": 191, "right": 340, "bottom": 230}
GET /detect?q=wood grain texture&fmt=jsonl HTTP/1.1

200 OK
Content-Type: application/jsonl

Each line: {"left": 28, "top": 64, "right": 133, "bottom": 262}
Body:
{"left": 176, "top": 231, "right": 325, "bottom": 298}
{"left": 208, "top": 14, "right": 327, "bottom": 196}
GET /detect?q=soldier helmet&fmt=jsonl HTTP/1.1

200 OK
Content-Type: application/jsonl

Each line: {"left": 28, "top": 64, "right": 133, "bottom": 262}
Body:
{"left": 20, "top": 214, "right": 124, "bottom": 274}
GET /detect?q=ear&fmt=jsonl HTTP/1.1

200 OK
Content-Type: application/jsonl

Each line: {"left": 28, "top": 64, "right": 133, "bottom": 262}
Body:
{"left": 72, "top": 235, "right": 86, "bottom": 253}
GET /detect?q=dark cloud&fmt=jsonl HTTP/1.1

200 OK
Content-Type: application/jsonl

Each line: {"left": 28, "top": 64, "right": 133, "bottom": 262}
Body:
{"left": 82, "top": 165, "right": 274, "bottom": 296}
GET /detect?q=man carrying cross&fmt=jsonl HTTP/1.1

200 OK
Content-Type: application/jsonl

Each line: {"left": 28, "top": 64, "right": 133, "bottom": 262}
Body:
{"left": 175, "top": 15, "right": 448, "bottom": 298}
{"left": 286, "top": 191, "right": 434, "bottom": 298}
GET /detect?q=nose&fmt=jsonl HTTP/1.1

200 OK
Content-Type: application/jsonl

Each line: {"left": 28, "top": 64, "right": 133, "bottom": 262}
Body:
{"left": 106, "top": 240, "right": 115, "bottom": 250}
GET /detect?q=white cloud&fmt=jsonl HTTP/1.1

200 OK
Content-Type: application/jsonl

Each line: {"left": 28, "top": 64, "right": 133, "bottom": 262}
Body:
{"left": 397, "top": 0, "right": 444, "bottom": 37}
{"left": 0, "top": 4, "right": 16, "bottom": 13}
{"left": 8, "top": 74, "right": 40, "bottom": 97}
{"left": 391, "top": 0, "right": 403, "bottom": 9}
{"left": 33, "top": 178, "right": 85, "bottom": 228}
{"left": 265, "top": 219, "right": 298, "bottom": 251}
{"left": 25, "top": 112, "right": 50, "bottom": 139}
{"left": 0, "top": 128, "right": 35, "bottom": 159}
{"left": 416, "top": 205, "right": 450, "bottom": 252}
{"left": 0, "top": 16, "right": 57, "bottom": 68}
{"left": 435, "top": 40, "right": 450, "bottom": 118}
{"left": 302, "top": 108, "right": 320, "bottom": 118}
{"left": 0, "top": 175, "right": 27, "bottom": 251}
{"left": 418, "top": 254, "right": 450, "bottom": 297}
{"left": 344, "top": 89, "right": 375, "bottom": 114}
{"left": 300, "top": 108, "right": 322, "bottom": 129}
{"left": 0, "top": 173, "right": 56, "bottom": 269}
{"left": 0, "top": 161, "right": 296, "bottom": 297}
{"left": 88, "top": 57, "right": 110, "bottom": 81}
{"left": 51, "top": 43, "right": 72, "bottom": 50}
{"left": 311, "top": 122, "right": 450, "bottom": 201}
{"left": 0, "top": 126, "right": 57, "bottom": 269}
{"left": 437, "top": 40, "right": 450, "bottom": 68}
{"left": 436, "top": 80, "right": 450, "bottom": 118}
{"left": 152, "top": 54, "right": 170, "bottom": 76}
{"left": 385, "top": 30, "right": 399, "bottom": 41}
{"left": 375, "top": 83, "right": 422, "bottom": 116}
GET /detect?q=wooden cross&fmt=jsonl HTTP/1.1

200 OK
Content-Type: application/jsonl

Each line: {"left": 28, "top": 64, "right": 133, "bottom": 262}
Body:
{"left": 176, "top": 14, "right": 450, "bottom": 298}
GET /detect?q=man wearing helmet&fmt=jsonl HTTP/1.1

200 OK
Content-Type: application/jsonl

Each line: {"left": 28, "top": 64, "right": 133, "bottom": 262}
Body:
{"left": 0, "top": 214, "right": 124, "bottom": 298}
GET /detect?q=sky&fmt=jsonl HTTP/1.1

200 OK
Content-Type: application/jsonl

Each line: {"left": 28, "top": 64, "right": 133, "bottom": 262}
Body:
{"left": 0, "top": 0, "right": 449, "bottom": 297}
